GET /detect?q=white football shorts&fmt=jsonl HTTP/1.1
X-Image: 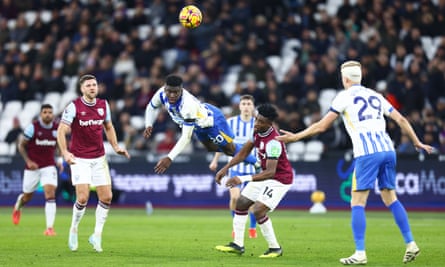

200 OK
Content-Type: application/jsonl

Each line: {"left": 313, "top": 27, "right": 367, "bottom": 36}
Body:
{"left": 70, "top": 155, "right": 112, "bottom": 186}
{"left": 23, "top": 165, "right": 58, "bottom": 193}
{"left": 241, "top": 179, "right": 291, "bottom": 211}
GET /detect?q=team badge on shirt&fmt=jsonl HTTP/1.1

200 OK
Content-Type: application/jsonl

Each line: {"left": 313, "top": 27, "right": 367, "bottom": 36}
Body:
{"left": 97, "top": 108, "right": 104, "bottom": 116}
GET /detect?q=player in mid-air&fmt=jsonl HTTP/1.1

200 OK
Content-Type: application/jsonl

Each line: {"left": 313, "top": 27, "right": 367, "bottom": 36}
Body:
{"left": 12, "top": 104, "right": 59, "bottom": 236}
{"left": 277, "top": 60, "right": 434, "bottom": 265}
{"left": 144, "top": 74, "right": 258, "bottom": 174}
{"left": 215, "top": 104, "right": 293, "bottom": 258}
{"left": 57, "top": 74, "right": 130, "bottom": 252}
{"left": 209, "top": 94, "right": 257, "bottom": 239}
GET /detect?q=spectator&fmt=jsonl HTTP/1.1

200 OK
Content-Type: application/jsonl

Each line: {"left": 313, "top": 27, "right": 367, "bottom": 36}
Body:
{"left": 45, "top": 68, "right": 66, "bottom": 94}
{"left": 4, "top": 117, "right": 22, "bottom": 145}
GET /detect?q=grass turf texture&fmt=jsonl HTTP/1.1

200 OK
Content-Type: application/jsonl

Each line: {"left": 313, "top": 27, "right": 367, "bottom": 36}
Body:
{"left": 1, "top": 207, "right": 443, "bottom": 267}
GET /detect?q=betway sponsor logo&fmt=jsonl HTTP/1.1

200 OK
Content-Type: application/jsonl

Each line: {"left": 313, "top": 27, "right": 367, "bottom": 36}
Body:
{"left": 79, "top": 119, "right": 104, "bottom": 126}
{"left": 35, "top": 139, "right": 56, "bottom": 146}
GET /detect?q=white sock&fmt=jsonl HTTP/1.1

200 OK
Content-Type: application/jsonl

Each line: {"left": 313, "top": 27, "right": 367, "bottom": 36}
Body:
{"left": 71, "top": 202, "right": 86, "bottom": 232}
{"left": 233, "top": 212, "right": 248, "bottom": 247}
{"left": 45, "top": 199, "right": 56, "bottom": 228}
{"left": 15, "top": 193, "right": 24, "bottom": 210}
{"left": 354, "top": 250, "right": 366, "bottom": 258}
{"left": 258, "top": 216, "right": 280, "bottom": 248}
{"left": 94, "top": 201, "right": 110, "bottom": 236}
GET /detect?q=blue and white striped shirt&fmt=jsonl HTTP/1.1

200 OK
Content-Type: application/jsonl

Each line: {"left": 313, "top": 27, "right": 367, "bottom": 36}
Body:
{"left": 227, "top": 115, "right": 256, "bottom": 174}
{"left": 330, "top": 85, "right": 395, "bottom": 157}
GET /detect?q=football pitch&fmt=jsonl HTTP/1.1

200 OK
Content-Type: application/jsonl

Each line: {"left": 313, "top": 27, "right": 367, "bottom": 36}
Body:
{"left": 1, "top": 207, "right": 443, "bottom": 267}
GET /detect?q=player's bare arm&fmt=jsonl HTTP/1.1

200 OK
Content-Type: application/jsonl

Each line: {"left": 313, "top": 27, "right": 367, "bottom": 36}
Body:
{"left": 226, "top": 158, "right": 279, "bottom": 187}
{"left": 154, "top": 157, "right": 172, "bottom": 174}
{"left": 215, "top": 141, "right": 254, "bottom": 185}
{"left": 209, "top": 152, "right": 222, "bottom": 171}
{"left": 18, "top": 136, "right": 38, "bottom": 170}
{"left": 389, "top": 109, "right": 435, "bottom": 154}
{"left": 143, "top": 126, "right": 153, "bottom": 139}
{"left": 104, "top": 121, "right": 130, "bottom": 158}
{"left": 57, "top": 122, "right": 76, "bottom": 165}
{"left": 277, "top": 111, "right": 338, "bottom": 143}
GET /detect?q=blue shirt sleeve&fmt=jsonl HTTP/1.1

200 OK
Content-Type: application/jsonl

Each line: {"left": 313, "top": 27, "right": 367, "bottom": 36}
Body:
{"left": 23, "top": 124, "right": 35, "bottom": 140}
{"left": 61, "top": 103, "right": 76, "bottom": 125}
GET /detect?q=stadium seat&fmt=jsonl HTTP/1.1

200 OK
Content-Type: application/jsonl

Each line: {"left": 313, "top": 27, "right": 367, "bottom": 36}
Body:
{"left": 168, "top": 24, "right": 182, "bottom": 37}
{"left": 7, "top": 19, "right": 16, "bottom": 30}
{"left": 420, "top": 36, "right": 442, "bottom": 60}
{"left": 162, "top": 49, "right": 178, "bottom": 71}
{"left": 266, "top": 55, "right": 281, "bottom": 79}
{"left": 303, "top": 140, "right": 324, "bottom": 162}
{"left": 42, "top": 92, "right": 62, "bottom": 107}
{"left": 39, "top": 10, "right": 52, "bottom": 23}
{"left": 126, "top": 8, "right": 135, "bottom": 18}
{"left": 1, "top": 101, "right": 22, "bottom": 120}
{"left": 221, "top": 72, "right": 239, "bottom": 96}
{"left": 0, "top": 119, "right": 13, "bottom": 141}
{"left": 19, "top": 100, "right": 40, "bottom": 126}
{"left": 24, "top": 11, "right": 37, "bottom": 25}
{"left": 23, "top": 100, "right": 41, "bottom": 116}
{"left": 319, "top": 88, "right": 338, "bottom": 114}
{"left": 0, "top": 142, "right": 10, "bottom": 155}
{"left": 58, "top": 91, "right": 78, "bottom": 114}
{"left": 138, "top": 25, "right": 152, "bottom": 40}
{"left": 130, "top": 116, "right": 145, "bottom": 130}
{"left": 287, "top": 141, "right": 305, "bottom": 161}
{"left": 154, "top": 25, "right": 166, "bottom": 38}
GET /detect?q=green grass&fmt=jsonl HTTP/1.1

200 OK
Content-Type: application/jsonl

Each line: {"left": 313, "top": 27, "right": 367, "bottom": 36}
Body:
{"left": 1, "top": 207, "right": 444, "bottom": 267}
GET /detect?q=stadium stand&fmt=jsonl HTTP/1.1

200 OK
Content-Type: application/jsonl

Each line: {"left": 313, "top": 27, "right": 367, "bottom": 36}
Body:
{"left": 0, "top": 0, "right": 444, "bottom": 159}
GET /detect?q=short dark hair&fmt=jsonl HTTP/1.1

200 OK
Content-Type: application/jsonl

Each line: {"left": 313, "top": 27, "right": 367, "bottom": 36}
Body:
{"left": 41, "top": 104, "right": 53, "bottom": 111}
{"left": 257, "top": 104, "right": 278, "bottom": 122}
{"left": 240, "top": 94, "right": 254, "bottom": 103}
{"left": 165, "top": 74, "right": 183, "bottom": 87}
{"left": 78, "top": 74, "right": 96, "bottom": 87}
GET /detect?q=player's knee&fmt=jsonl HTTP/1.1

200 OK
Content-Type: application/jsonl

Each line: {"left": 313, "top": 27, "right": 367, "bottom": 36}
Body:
{"left": 99, "top": 193, "right": 113, "bottom": 203}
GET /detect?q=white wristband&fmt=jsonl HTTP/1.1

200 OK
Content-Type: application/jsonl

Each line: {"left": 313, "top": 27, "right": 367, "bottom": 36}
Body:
{"left": 238, "top": 175, "right": 253, "bottom": 183}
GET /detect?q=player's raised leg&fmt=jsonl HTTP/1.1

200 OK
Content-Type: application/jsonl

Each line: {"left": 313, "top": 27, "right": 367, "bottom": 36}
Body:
{"left": 12, "top": 193, "right": 24, "bottom": 225}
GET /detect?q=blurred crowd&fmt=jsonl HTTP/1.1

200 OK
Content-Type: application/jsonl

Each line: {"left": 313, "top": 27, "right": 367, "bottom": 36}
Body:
{"left": 0, "top": 0, "right": 444, "bottom": 156}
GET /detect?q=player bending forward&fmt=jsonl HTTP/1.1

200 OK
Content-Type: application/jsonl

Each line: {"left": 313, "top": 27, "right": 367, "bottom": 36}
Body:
{"left": 215, "top": 104, "right": 293, "bottom": 258}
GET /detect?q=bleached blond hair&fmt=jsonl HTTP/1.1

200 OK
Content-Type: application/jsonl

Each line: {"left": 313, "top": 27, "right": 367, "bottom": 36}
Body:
{"left": 341, "top": 60, "right": 362, "bottom": 83}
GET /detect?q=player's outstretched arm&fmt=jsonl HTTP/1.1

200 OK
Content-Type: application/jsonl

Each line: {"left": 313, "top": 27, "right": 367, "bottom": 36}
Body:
{"left": 104, "top": 121, "right": 130, "bottom": 158}
{"left": 209, "top": 152, "right": 222, "bottom": 171}
{"left": 144, "top": 100, "right": 160, "bottom": 139}
{"left": 389, "top": 109, "right": 435, "bottom": 154}
{"left": 153, "top": 124, "right": 194, "bottom": 174}
{"left": 57, "top": 122, "right": 76, "bottom": 164}
{"left": 276, "top": 111, "right": 338, "bottom": 143}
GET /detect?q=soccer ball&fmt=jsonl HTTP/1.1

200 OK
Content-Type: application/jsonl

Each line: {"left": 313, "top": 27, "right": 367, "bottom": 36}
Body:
{"left": 311, "top": 190, "right": 326, "bottom": 203}
{"left": 179, "top": 5, "right": 202, "bottom": 29}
